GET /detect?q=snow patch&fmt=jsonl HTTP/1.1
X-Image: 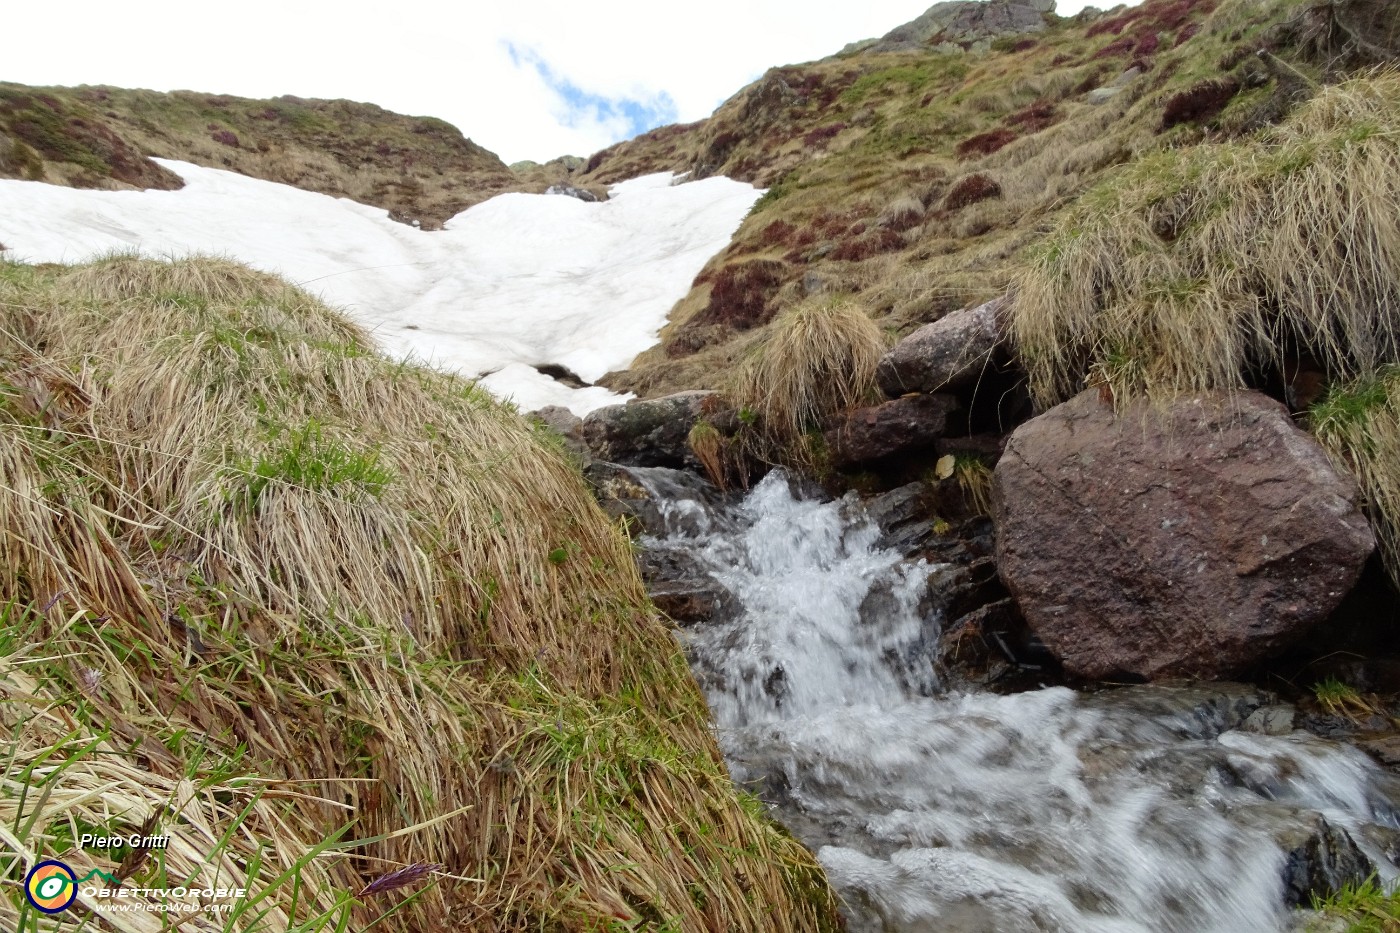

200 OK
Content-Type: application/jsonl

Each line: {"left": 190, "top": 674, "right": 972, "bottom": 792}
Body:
{"left": 0, "top": 161, "right": 761, "bottom": 414}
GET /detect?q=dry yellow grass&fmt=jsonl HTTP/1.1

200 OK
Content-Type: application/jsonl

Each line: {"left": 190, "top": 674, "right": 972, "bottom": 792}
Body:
{"left": 732, "top": 296, "right": 887, "bottom": 462}
{"left": 0, "top": 255, "right": 840, "bottom": 931}
{"left": 1013, "top": 69, "right": 1400, "bottom": 405}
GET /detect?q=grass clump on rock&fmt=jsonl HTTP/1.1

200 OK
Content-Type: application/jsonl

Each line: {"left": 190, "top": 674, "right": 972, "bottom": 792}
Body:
{"left": 733, "top": 296, "right": 887, "bottom": 461}
{"left": 1013, "top": 69, "right": 1400, "bottom": 406}
{"left": 0, "top": 254, "right": 841, "bottom": 931}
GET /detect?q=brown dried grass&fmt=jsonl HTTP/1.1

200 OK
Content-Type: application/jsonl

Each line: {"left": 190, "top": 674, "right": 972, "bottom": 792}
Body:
{"left": 0, "top": 255, "right": 840, "bottom": 931}
{"left": 732, "top": 296, "right": 887, "bottom": 456}
{"left": 1013, "top": 70, "right": 1400, "bottom": 405}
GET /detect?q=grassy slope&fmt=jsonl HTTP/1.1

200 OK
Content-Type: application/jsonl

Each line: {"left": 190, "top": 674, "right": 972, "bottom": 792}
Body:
{"left": 576, "top": 0, "right": 1390, "bottom": 398}
{"left": 0, "top": 255, "right": 840, "bottom": 931}
{"left": 0, "top": 85, "right": 572, "bottom": 228}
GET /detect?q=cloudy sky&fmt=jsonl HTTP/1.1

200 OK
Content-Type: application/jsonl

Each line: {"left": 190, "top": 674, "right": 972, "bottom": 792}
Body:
{"left": 5, "top": 0, "right": 1130, "bottom": 164}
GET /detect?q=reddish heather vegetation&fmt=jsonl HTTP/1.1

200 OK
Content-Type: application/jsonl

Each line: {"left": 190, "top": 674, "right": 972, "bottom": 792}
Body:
{"left": 803, "top": 123, "right": 847, "bottom": 148}
{"left": 1008, "top": 101, "right": 1061, "bottom": 133}
{"left": 693, "top": 259, "right": 789, "bottom": 329}
{"left": 1087, "top": 0, "right": 1215, "bottom": 41}
{"left": 945, "top": 174, "right": 1001, "bottom": 210}
{"left": 1160, "top": 78, "right": 1242, "bottom": 129}
{"left": 831, "top": 227, "right": 904, "bottom": 262}
{"left": 1094, "top": 35, "right": 1138, "bottom": 59}
{"left": 759, "top": 219, "right": 797, "bottom": 248}
{"left": 956, "top": 129, "right": 1018, "bottom": 158}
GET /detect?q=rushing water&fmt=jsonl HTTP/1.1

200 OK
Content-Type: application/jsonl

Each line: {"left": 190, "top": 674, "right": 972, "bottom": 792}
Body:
{"left": 638, "top": 469, "right": 1400, "bottom": 933}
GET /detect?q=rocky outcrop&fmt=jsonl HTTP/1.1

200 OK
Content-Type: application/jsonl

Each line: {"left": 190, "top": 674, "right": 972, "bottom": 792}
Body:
{"left": 877, "top": 296, "right": 1008, "bottom": 397}
{"left": 866, "top": 0, "right": 1054, "bottom": 54}
{"left": 993, "top": 390, "right": 1375, "bottom": 681}
{"left": 825, "top": 394, "right": 959, "bottom": 467}
{"left": 581, "top": 391, "right": 717, "bottom": 468}
{"left": 544, "top": 184, "right": 600, "bottom": 203}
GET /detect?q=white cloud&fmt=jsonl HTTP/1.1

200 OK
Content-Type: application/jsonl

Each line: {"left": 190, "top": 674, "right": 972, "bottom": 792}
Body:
{"left": 4, "top": 0, "right": 1139, "bottom": 163}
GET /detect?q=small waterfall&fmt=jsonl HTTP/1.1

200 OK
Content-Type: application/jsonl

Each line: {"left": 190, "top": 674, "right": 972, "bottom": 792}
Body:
{"left": 639, "top": 470, "right": 1400, "bottom": 933}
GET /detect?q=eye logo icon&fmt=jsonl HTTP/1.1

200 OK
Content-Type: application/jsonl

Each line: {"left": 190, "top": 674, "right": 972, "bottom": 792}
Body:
{"left": 25, "top": 860, "right": 78, "bottom": 914}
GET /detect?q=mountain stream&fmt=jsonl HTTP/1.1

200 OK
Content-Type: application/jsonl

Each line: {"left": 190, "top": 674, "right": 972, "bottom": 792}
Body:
{"left": 636, "top": 468, "right": 1400, "bottom": 933}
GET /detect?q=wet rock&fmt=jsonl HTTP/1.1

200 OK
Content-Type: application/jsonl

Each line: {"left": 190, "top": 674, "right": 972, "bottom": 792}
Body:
{"left": 1079, "top": 683, "right": 1275, "bottom": 741}
{"left": 1357, "top": 734, "right": 1400, "bottom": 770}
{"left": 876, "top": 296, "right": 1008, "bottom": 397}
{"left": 1243, "top": 705, "right": 1297, "bottom": 736}
{"left": 649, "top": 579, "right": 736, "bottom": 627}
{"left": 585, "top": 462, "right": 728, "bottom": 537}
{"left": 994, "top": 390, "right": 1375, "bottom": 681}
{"left": 544, "top": 184, "right": 599, "bottom": 202}
{"left": 935, "top": 598, "right": 1043, "bottom": 688}
{"left": 581, "top": 390, "right": 716, "bottom": 468}
{"left": 863, "top": 483, "right": 941, "bottom": 554}
{"left": 826, "top": 394, "right": 960, "bottom": 467}
{"left": 584, "top": 460, "right": 658, "bottom": 530}
{"left": 1235, "top": 808, "right": 1374, "bottom": 907}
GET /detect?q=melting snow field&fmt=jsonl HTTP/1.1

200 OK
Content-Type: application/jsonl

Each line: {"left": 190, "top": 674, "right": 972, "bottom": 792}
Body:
{"left": 0, "top": 160, "right": 760, "bottom": 413}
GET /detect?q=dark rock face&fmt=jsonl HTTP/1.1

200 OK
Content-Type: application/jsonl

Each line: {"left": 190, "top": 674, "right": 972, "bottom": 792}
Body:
{"left": 544, "top": 184, "right": 599, "bottom": 202}
{"left": 993, "top": 390, "right": 1375, "bottom": 681}
{"left": 1246, "top": 809, "right": 1375, "bottom": 907}
{"left": 826, "top": 394, "right": 959, "bottom": 467}
{"left": 870, "top": 0, "right": 1052, "bottom": 53}
{"left": 581, "top": 390, "right": 715, "bottom": 468}
{"left": 582, "top": 462, "right": 741, "bottom": 627}
{"left": 877, "top": 296, "right": 1008, "bottom": 397}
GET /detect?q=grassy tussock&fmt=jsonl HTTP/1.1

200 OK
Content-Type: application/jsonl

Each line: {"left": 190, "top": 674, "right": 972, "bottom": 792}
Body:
{"left": 0, "top": 255, "right": 840, "bottom": 931}
{"left": 1013, "top": 70, "right": 1400, "bottom": 404}
{"left": 1312, "top": 368, "right": 1400, "bottom": 589}
{"left": 732, "top": 297, "right": 887, "bottom": 456}
{"left": 1310, "top": 876, "right": 1400, "bottom": 931}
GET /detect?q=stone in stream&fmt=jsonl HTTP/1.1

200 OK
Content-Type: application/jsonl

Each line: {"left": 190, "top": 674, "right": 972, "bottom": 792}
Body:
{"left": 583, "top": 462, "right": 741, "bottom": 627}
{"left": 993, "top": 390, "right": 1376, "bottom": 681}
{"left": 1233, "top": 807, "right": 1374, "bottom": 907}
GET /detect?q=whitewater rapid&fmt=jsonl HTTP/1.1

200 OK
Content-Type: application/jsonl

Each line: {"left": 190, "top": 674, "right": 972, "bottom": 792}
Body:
{"left": 640, "top": 470, "right": 1400, "bottom": 932}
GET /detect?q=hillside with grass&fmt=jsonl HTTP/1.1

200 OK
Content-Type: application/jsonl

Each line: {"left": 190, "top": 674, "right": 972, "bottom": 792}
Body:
{"left": 0, "top": 255, "right": 841, "bottom": 930}
{"left": 0, "top": 85, "right": 568, "bottom": 228}
{"left": 573, "top": 0, "right": 1397, "bottom": 399}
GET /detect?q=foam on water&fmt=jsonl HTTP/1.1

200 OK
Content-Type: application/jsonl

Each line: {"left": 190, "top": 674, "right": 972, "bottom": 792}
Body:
{"left": 641, "top": 470, "right": 1400, "bottom": 933}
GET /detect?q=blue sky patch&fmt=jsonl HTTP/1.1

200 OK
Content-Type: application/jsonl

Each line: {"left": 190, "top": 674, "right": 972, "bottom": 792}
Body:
{"left": 506, "top": 42, "right": 678, "bottom": 140}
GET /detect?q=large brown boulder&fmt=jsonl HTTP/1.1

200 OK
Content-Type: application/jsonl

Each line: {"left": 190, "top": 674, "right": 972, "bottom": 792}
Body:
{"left": 993, "top": 390, "right": 1375, "bottom": 680}
{"left": 876, "top": 296, "right": 1007, "bottom": 398}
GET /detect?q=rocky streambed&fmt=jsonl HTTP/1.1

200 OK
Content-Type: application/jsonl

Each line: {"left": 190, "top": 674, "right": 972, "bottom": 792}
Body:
{"left": 536, "top": 286, "right": 1400, "bottom": 929}
{"left": 606, "top": 466, "right": 1400, "bottom": 931}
